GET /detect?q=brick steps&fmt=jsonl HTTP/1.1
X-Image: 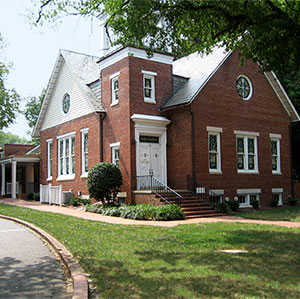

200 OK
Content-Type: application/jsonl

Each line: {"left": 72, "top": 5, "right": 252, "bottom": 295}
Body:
{"left": 158, "top": 191, "right": 225, "bottom": 219}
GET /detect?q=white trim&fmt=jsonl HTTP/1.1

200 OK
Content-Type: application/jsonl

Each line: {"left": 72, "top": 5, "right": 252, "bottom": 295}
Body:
{"left": 132, "top": 114, "right": 170, "bottom": 184}
{"left": 269, "top": 133, "right": 281, "bottom": 139}
{"left": 210, "top": 189, "right": 224, "bottom": 195}
{"left": 26, "top": 144, "right": 40, "bottom": 155}
{"left": 98, "top": 47, "right": 174, "bottom": 71}
{"left": 206, "top": 126, "right": 223, "bottom": 133}
{"left": 57, "top": 174, "right": 75, "bottom": 181}
{"left": 57, "top": 131, "right": 75, "bottom": 139}
{"left": 110, "top": 142, "right": 120, "bottom": 148}
{"left": 81, "top": 130, "right": 89, "bottom": 175}
{"left": 234, "top": 130, "right": 259, "bottom": 137}
{"left": 47, "top": 139, "right": 53, "bottom": 179}
{"left": 141, "top": 70, "right": 157, "bottom": 76}
{"left": 111, "top": 76, "right": 119, "bottom": 105}
{"left": 237, "top": 188, "right": 261, "bottom": 194}
{"left": 80, "top": 173, "right": 88, "bottom": 179}
{"left": 236, "top": 74, "right": 253, "bottom": 101}
{"left": 12, "top": 157, "right": 40, "bottom": 163}
{"left": 143, "top": 74, "right": 155, "bottom": 103}
{"left": 109, "top": 71, "right": 120, "bottom": 79}
{"left": 80, "top": 128, "right": 89, "bottom": 133}
{"left": 46, "top": 138, "right": 53, "bottom": 143}
{"left": 272, "top": 188, "right": 283, "bottom": 193}
{"left": 271, "top": 137, "right": 281, "bottom": 174}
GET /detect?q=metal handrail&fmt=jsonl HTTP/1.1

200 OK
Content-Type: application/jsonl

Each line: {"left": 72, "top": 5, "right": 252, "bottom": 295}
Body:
{"left": 136, "top": 175, "right": 182, "bottom": 205}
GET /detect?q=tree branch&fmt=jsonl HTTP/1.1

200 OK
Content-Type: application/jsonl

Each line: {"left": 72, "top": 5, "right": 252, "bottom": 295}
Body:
{"left": 36, "top": 0, "right": 53, "bottom": 23}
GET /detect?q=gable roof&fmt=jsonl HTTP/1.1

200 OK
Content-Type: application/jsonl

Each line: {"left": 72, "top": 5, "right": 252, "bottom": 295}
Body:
{"left": 162, "top": 47, "right": 300, "bottom": 122}
{"left": 32, "top": 50, "right": 106, "bottom": 138}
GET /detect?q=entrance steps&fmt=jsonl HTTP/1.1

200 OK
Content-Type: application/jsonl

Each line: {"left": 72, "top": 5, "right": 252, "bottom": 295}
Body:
{"left": 157, "top": 191, "right": 226, "bottom": 219}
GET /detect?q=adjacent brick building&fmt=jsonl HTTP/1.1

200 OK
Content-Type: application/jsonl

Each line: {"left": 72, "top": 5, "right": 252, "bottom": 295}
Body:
{"left": 33, "top": 46, "right": 299, "bottom": 208}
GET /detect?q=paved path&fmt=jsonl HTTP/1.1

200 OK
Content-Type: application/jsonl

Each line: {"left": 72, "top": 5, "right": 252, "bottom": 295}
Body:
{"left": 1, "top": 198, "right": 300, "bottom": 228}
{"left": 0, "top": 218, "right": 68, "bottom": 298}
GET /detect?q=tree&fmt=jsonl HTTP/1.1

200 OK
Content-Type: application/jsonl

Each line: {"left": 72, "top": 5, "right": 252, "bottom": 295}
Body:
{"left": 34, "top": 0, "right": 300, "bottom": 72}
{"left": 87, "top": 162, "right": 122, "bottom": 206}
{"left": 24, "top": 88, "right": 46, "bottom": 129}
{"left": 0, "top": 33, "right": 20, "bottom": 130}
{"left": 0, "top": 131, "right": 29, "bottom": 148}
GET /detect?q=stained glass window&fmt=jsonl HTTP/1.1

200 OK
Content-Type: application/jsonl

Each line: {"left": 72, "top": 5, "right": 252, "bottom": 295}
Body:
{"left": 208, "top": 133, "right": 220, "bottom": 171}
{"left": 112, "top": 77, "right": 119, "bottom": 103}
{"left": 236, "top": 136, "right": 257, "bottom": 172}
{"left": 58, "top": 135, "right": 75, "bottom": 177}
{"left": 62, "top": 94, "right": 70, "bottom": 114}
{"left": 47, "top": 141, "right": 53, "bottom": 178}
{"left": 271, "top": 139, "right": 280, "bottom": 172}
{"left": 236, "top": 76, "right": 252, "bottom": 100}
{"left": 144, "top": 75, "right": 155, "bottom": 101}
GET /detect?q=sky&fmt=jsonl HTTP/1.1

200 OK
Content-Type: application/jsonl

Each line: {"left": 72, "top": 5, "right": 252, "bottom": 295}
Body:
{"left": 0, "top": 0, "right": 102, "bottom": 139}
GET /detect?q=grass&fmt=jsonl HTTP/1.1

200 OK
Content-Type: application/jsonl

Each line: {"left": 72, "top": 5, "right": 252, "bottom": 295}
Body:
{"left": 1, "top": 203, "right": 300, "bottom": 298}
{"left": 236, "top": 205, "right": 300, "bottom": 222}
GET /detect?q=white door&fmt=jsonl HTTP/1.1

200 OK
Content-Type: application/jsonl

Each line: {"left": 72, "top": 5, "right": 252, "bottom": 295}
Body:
{"left": 139, "top": 137, "right": 162, "bottom": 181}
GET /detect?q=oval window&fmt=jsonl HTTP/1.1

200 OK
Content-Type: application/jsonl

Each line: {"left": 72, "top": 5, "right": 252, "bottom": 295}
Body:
{"left": 62, "top": 93, "right": 70, "bottom": 114}
{"left": 236, "top": 75, "right": 253, "bottom": 100}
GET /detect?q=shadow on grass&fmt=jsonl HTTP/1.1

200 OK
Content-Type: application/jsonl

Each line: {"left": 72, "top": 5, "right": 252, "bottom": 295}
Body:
{"left": 80, "top": 228, "right": 300, "bottom": 298}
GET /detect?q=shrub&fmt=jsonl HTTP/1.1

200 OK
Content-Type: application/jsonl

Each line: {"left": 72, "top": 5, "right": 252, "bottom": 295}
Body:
{"left": 271, "top": 197, "right": 279, "bottom": 207}
{"left": 154, "top": 204, "right": 185, "bottom": 221}
{"left": 214, "top": 203, "right": 231, "bottom": 215}
{"left": 287, "top": 196, "right": 298, "bottom": 206}
{"left": 87, "top": 162, "right": 122, "bottom": 206}
{"left": 250, "top": 198, "right": 260, "bottom": 210}
{"left": 27, "top": 192, "right": 34, "bottom": 200}
{"left": 227, "top": 198, "right": 239, "bottom": 211}
{"left": 33, "top": 192, "right": 40, "bottom": 201}
{"left": 71, "top": 197, "right": 91, "bottom": 206}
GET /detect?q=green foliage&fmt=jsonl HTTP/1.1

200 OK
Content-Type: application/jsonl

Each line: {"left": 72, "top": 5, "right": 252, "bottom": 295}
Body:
{"left": 0, "top": 33, "right": 21, "bottom": 130}
{"left": 26, "top": 191, "right": 34, "bottom": 200}
{"left": 33, "top": 192, "right": 40, "bottom": 201}
{"left": 250, "top": 198, "right": 260, "bottom": 210}
{"left": 70, "top": 197, "right": 91, "bottom": 206}
{"left": 214, "top": 202, "right": 231, "bottom": 215}
{"left": 87, "top": 162, "right": 122, "bottom": 205}
{"left": 24, "top": 88, "right": 45, "bottom": 129}
{"left": 0, "top": 131, "right": 29, "bottom": 148}
{"left": 287, "top": 196, "right": 298, "bottom": 206}
{"left": 227, "top": 199, "right": 239, "bottom": 211}
{"left": 34, "top": 0, "right": 300, "bottom": 72}
{"left": 271, "top": 197, "right": 279, "bottom": 208}
{"left": 86, "top": 203, "right": 185, "bottom": 221}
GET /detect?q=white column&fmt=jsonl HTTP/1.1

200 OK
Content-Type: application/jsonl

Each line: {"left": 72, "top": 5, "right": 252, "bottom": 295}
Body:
{"left": 11, "top": 161, "right": 17, "bottom": 199}
{"left": 1, "top": 164, "right": 5, "bottom": 196}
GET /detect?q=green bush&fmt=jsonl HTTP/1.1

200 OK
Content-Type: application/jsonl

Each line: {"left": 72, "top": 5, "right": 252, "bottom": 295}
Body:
{"left": 250, "top": 198, "right": 260, "bottom": 210}
{"left": 27, "top": 192, "right": 34, "bottom": 200}
{"left": 271, "top": 197, "right": 279, "bottom": 207}
{"left": 214, "top": 202, "right": 231, "bottom": 215}
{"left": 33, "top": 192, "right": 40, "bottom": 201}
{"left": 87, "top": 162, "right": 122, "bottom": 206}
{"left": 227, "top": 198, "right": 239, "bottom": 211}
{"left": 71, "top": 197, "right": 91, "bottom": 206}
{"left": 85, "top": 204, "right": 185, "bottom": 221}
{"left": 287, "top": 196, "right": 297, "bottom": 206}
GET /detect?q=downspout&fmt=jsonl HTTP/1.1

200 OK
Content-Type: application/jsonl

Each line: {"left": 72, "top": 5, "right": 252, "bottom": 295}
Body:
{"left": 289, "top": 122, "right": 297, "bottom": 198}
{"left": 99, "top": 112, "right": 106, "bottom": 162}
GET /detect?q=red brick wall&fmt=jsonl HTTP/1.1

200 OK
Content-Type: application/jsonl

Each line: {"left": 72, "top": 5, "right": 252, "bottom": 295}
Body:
{"left": 40, "top": 113, "right": 101, "bottom": 196}
{"left": 165, "top": 51, "right": 292, "bottom": 206}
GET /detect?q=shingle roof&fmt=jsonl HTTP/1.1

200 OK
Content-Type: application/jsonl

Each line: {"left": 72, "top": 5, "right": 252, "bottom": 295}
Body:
{"left": 162, "top": 47, "right": 230, "bottom": 109}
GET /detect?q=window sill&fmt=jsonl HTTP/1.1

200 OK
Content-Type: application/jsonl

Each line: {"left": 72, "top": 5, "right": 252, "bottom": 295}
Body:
{"left": 209, "top": 170, "right": 222, "bottom": 175}
{"left": 237, "top": 170, "right": 259, "bottom": 174}
{"left": 272, "top": 171, "right": 282, "bottom": 175}
{"left": 57, "top": 175, "right": 75, "bottom": 181}
{"left": 80, "top": 173, "right": 88, "bottom": 179}
{"left": 239, "top": 204, "right": 253, "bottom": 208}
{"left": 46, "top": 177, "right": 52, "bottom": 182}
{"left": 144, "top": 98, "right": 156, "bottom": 104}
{"left": 110, "top": 101, "right": 119, "bottom": 107}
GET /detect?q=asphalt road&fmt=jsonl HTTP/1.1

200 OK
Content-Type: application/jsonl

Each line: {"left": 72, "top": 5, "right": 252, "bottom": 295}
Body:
{"left": 0, "top": 218, "right": 68, "bottom": 298}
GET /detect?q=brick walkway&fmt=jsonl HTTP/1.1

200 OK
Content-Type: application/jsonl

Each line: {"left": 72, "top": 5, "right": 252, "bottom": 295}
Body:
{"left": 1, "top": 198, "right": 300, "bottom": 228}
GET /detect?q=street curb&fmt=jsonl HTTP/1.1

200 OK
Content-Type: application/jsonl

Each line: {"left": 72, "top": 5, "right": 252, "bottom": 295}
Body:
{"left": 0, "top": 215, "right": 88, "bottom": 299}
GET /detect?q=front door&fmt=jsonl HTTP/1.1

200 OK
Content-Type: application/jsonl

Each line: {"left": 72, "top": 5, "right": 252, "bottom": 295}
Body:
{"left": 139, "top": 135, "right": 162, "bottom": 181}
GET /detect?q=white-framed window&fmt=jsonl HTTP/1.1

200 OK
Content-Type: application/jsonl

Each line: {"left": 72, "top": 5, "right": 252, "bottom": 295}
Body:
{"left": 207, "top": 127, "right": 222, "bottom": 173}
{"left": 235, "top": 131, "right": 259, "bottom": 173}
{"left": 81, "top": 128, "right": 89, "bottom": 175}
{"left": 272, "top": 188, "right": 283, "bottom": 205}
{"left": 237, "top": 189, "right": 261, "bottom": 208}
{"left": 110, "top": 72, "right": 119, "bottom": 106}
{"left": 47, "top": 139, "right": 53, "bottom": 179}
{"left": 270, "top": 134, "right": 281, "bottom": 174}
{"left": 110, "top": 142, "right": 120, "bottom": 166}
{"left": 142, "top": 70, "right": 157, "bottom": 103}
{"left": 57, "top": 132, "right": 75, "bottom": 180}
{"left": 209, "top": 189, "right": 224, "bottom": 204}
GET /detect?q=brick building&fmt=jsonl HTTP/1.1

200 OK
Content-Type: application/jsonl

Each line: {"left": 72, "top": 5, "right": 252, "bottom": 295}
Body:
{"left": 33, "top": 46, "right": 299, "bottom": 209}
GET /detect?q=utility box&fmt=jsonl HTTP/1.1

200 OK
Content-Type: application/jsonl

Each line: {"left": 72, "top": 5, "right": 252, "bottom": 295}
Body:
{"left": 62, "top": 191, "right": 73, "bottom": 205}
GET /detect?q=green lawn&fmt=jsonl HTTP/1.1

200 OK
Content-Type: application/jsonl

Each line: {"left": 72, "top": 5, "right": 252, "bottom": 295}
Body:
{"left": 236, "top": 205, "right": 300, "bottom": 222}
{"left": 1, "top": 203, "right": 300, "bottom": 298}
